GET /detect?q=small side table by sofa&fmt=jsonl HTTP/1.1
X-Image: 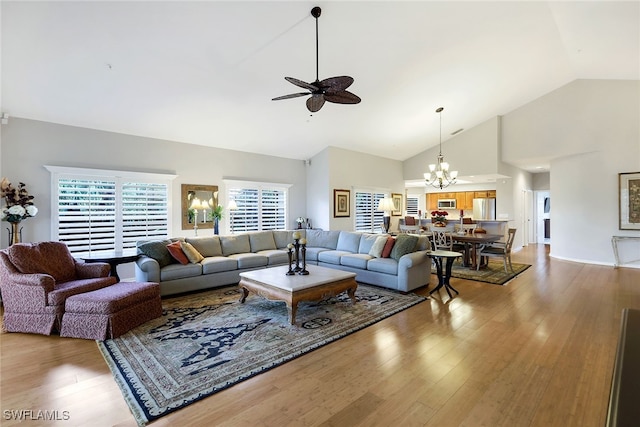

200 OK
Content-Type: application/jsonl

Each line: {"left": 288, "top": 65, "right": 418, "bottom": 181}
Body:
{"left": 81, "top": 250, "right": 139, "bottom": 282}
{"left": 428, "top": 250, "right": 463, "bottom": 299}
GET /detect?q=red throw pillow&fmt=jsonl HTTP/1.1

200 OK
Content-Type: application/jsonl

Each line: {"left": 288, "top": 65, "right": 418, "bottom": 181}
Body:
{"left": 381, "top": 236, "right": 396, "bottom": 258}
{"left": 166, "top": 241, "right": 189, "bottom": 265}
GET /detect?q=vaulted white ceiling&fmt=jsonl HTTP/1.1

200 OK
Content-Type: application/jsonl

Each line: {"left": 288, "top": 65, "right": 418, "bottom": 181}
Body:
{"left": 2, "top": 1, "right": 638, "bottom": 166}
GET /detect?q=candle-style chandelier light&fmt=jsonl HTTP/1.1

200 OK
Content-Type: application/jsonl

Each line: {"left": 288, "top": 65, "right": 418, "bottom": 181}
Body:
{"left": 424, "top": 107, "right": 458, "bottom": 189}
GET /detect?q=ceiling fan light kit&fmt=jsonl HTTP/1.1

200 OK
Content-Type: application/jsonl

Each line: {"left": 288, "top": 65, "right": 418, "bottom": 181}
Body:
{"left": 272, "top": 6, "right": 361, "bottom": 112}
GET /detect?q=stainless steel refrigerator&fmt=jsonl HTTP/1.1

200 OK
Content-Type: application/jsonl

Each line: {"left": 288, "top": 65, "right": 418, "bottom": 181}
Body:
{"left": 473, "top": 198, "right": 496, "bottom": 220}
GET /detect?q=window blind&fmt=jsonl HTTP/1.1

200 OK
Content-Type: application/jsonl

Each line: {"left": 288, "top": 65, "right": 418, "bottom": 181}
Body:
{"left": 48, "top": 167, "right": 174, "bottom": 256}
{"left": 227, "top": 183, "right": 288, "bottom": 232}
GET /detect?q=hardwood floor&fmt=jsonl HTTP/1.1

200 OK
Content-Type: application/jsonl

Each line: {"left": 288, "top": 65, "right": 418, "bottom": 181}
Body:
{"left": 2, "top": 244, "right": 639, "bottom": 426}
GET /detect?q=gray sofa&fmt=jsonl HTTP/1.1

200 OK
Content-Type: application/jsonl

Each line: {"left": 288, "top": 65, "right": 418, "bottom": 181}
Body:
{"left": 135, "top": 230, "right": 432, "bottom": 296}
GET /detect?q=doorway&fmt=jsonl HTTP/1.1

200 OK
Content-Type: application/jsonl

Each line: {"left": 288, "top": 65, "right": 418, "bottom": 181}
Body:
{"left": 535, "top": 191, "right": 550, "bottom": 244}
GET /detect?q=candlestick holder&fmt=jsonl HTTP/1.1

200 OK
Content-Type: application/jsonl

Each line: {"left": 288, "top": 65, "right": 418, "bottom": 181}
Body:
{"left": 286, "top": 244, "right": 295, "bottom": 275}
{"left": 292, "top": 237, "right": 302, "bottom": 272}
{"left": 298, "top": 244, "right": 309, "bottom": 275}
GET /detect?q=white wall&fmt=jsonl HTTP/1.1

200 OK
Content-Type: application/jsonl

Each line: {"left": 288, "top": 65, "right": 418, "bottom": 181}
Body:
{"left": 404, "top": 116, "right": 501, "bottom": 181}
{"left": 502, "top": 79, "right": 640, "bottom": 265}
{"left": 316, "top": 147, "right": 404, "bottom": 234}
{"left": 0, "top": 118, "right": 307, "bottom": 248}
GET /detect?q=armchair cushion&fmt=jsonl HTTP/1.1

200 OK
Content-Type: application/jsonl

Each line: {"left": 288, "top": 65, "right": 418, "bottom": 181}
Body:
{"left": 6, "top": 242, "right": 76, "bottom": 283}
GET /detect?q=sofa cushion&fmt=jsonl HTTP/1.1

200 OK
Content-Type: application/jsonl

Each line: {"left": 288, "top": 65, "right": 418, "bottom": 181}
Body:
{"left": 7, "top": 241, "right": 77, "bottom": 283}
{"left": 166, "top": 241, "right": 189, "bottom": 265}
{"left": 201, "top": 256, "right": 238, "bottom": 274}
{"left": 318, "top": 250, "right": 352, "bottom": 265}
{"left": 137, "top": 239, "right": 174, "bottom": 268}
{"left": 305, "top": 229, "right": 340, "bottom": 249}
{"left": 340, "top": 253, "right": 373, "bottom": 269}
{"left": 368, "top": 235, "right": 388, "bottom": 258}
{"left": 390, "top": 234, "right": 419, "bottom": 261}
{"left": 303, "top": 246, "right": 330, "bottom": 262}
{"left": 416, "top": 235, "right": 431, "bottom": 251}
{"left": 185, "top": 236, "right": 222, "bottom": 257}
{"left": 336, "top": 231, "right": 362, "bottom": 253}
{"left": 256, "top": 249, "right": 289, "bottom": 265}
{"left": 228, "top": 253, "right": 268, "bottom": 269}
{"left": 180, "top": 242, "right": 204, "bottom": 263}
{"left": 358, "top": 233, "right": 378, "bottom": 254}
{"left": 160, "top": 263, "right": 203, "bottom": 281}
{"left": 249, "top": 231, "right": 277, "bottom": 252}
{"left": 273, "top": 230, "right": 299, "bottom": 249}
{"left": 381, "top": 237, "right": 396, "bottom": 258}
{"left": 220, "top": 234, "right": 251, "bottom": 256}
{"left": 367, "top": 257, "right": 399, "bottom": 275}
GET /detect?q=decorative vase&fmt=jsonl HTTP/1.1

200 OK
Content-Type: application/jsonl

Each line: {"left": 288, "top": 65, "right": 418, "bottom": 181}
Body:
{"left": 9, "top": 222, "right": 22, "bottom": 245}
{"left": 214, "top": 218, "right": 219, "bottom": 235}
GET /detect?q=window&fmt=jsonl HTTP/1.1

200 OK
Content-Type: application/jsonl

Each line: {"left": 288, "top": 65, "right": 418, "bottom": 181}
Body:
{"left": 46, "top": 166, "right": 176, "bottom": 255}
{"left": 225, "top": 180, "right": 290, "bottom": 232}
{"left": 406, "top": 195, "right": 419, "bottom": 216}
{"left": 354, "top": 190, "right": 386, "bottom": 233}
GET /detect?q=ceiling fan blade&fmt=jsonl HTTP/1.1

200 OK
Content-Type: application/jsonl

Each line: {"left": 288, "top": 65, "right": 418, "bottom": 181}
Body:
{"left": 319, "top": 76, "right": 354, "bottom": 92}
{"left": 324, "top": 91, "right": 361, "bottom": 105}
{"left": 272, "top": 92, "right": 310, "bottom": 101}
{"left": 306, "top": 94, "right": 325, "bottom": 112}
{"left": 285, "top": 77, "right": 318, "bottom": 91}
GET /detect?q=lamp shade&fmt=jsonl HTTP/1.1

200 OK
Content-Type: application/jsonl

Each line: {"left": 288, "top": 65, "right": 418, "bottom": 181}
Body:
{"left": 227, "top": 200, "right": 238, "bottom": 210}
{"left": 377, "top": 198, "right": 395, "bottom": 212}
{"left": 189, "top": 197, "right": 203, "bottom": 210}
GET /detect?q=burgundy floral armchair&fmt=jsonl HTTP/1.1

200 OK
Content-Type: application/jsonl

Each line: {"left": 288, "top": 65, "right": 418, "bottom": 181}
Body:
{"left": 0, "top": 241, "right": 117, "bottom": 335}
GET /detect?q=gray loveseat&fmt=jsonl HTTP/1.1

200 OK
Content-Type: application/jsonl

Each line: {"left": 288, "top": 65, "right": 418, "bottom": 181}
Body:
{"left": 135, "top": 230, "right": 431, "bottom": 296}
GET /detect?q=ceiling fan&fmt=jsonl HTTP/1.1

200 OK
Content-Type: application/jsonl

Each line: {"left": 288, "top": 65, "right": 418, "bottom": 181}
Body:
{"left": 272, "top": 6, "right": 361, "bottom": 113}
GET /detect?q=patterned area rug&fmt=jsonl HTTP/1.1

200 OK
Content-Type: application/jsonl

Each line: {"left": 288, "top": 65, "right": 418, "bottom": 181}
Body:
{"left": 432, "top": 260, "right": 531, "bottom": 285}
{"left": 98, "top": 284, "right": 425, "bottom": 425}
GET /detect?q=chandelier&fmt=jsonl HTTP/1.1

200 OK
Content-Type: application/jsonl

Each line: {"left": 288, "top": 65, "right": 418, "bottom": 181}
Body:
{"left": 424, "top": 107, "right": 458, "bottom": 189}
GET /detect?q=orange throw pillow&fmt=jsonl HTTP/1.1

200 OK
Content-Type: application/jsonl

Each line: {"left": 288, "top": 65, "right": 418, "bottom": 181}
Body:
{"left": 166, "top": 241, "right": 189, "bottom": 265}
{"left": 381, "top": 236, "right": 396, "bottom": 258}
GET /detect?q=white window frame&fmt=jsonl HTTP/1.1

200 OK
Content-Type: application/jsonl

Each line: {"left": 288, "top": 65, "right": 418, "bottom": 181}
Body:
{"left": 223, "top": 179, "right": 292, "bottom": 232}
{"left": 406, "top": 195, "right": 419, "bottom": 216}
{"left": 45, "top": 166, "right": 177, "bottom": 255}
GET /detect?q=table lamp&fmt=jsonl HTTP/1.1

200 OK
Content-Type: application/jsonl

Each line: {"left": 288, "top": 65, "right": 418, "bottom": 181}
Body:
{"left": 227, "top": 199, "right": 238, "bottom": 234}
{"left": 377, "top": 198, "right": 395, "bottom": 233}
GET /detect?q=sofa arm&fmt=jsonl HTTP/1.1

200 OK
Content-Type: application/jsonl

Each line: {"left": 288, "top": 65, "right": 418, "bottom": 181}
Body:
{"left": 398, "top": 250, "right": 431, "bottom": 269}
{"left": 135, "top": 256, "right": 160, "bottom": 283}
{"left": 75, "top": 261, "right": 111, "bottom": 279}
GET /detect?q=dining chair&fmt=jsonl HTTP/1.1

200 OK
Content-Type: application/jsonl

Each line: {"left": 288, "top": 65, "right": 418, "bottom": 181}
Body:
{"left": 404, "top": 216, "right": 417, "bottom": 226}
{"left": 476, "top": 228, "right": 517, "bottom": 272}
{"left": 431, "top": 230, "right": 454, "bottom": 251}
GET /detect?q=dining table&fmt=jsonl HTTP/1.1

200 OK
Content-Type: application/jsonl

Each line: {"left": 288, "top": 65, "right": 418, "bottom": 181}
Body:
{"left": 451, "top": 233, "right": 503, "bottom": 269}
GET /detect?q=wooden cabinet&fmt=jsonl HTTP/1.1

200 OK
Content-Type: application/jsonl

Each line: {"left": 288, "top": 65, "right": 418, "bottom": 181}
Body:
{"left": 427, "top": 190, "right": 495, "bottom": 211}
{"left": 427, "top": 193, "right": 438, "bottom": 211}
{"left": 465, "top": 192, "right": 475, "bottom": 209}
{"left": 474, "top": 190, "right": 497, "bottom": 198}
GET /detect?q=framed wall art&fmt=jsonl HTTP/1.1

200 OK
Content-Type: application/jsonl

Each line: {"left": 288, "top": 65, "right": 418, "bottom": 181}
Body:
{"left": 334, "top": 189, "right": 350, "bottom": 217}
{"left": 391, "top": 193, "right": 402, "bottom": 216}
{"left": 619, "top": 172, "right": 640, "bottom": 230}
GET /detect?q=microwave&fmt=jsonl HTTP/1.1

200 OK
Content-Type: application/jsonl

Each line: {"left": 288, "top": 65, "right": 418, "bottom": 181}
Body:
{"left": 437, "top": 199, "right": 456, "bottom": 209}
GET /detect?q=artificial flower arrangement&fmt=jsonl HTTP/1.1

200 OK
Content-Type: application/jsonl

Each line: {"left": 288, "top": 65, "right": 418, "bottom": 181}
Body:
{"left": 1, "top": 178, "right": 38, "bottom": 223}
{"left": 430, "top": 210, "right": 449, "bottom": 225}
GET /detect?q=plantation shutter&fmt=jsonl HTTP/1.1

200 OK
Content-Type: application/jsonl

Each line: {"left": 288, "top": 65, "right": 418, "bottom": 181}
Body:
{"left": 406, "top": 196, "right": 419, "bottom": 216}
{"left": 122, "top": 182, "right": 169, "bottom": 250}
{"left": 58, "top": 179, "right": 117, "bottom": 254}
{"left": 355, "top": 190, "right": 386, "bottom": 232}
{"left": 226, "top": 181, "right": 289, "bottom": 232}
{"left": 47, "top": 166, "right": 175, "bottom": 256}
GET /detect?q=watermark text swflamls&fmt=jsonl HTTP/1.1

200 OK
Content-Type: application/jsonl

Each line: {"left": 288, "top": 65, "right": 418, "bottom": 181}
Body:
{"left": 3, "top": 409, "right": 70, "bottom": 421}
